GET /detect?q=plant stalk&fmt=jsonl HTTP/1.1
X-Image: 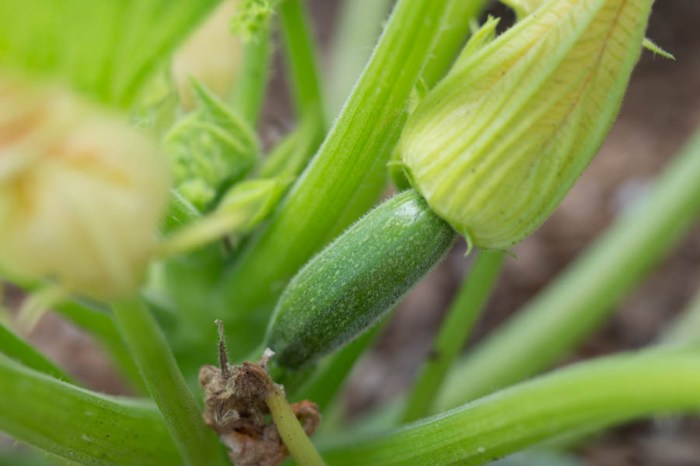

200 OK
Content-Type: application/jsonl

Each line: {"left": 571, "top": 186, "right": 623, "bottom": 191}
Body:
{"left": 231, "top": 22, "right": 272, "bottom": 125}
{"left": 266, "top": 386, "right": 326, "bottom": 466}
{"left": 322, "top": 352, "right": 700, "bottom": 465}
{"left": 112, "top": 296, "right": 227, "bottom": 466}
{"left": 402, "top": 250, "right": 505, "bottom": 422}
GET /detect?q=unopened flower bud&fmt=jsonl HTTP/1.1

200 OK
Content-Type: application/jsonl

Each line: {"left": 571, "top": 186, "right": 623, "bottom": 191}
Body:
{"left": 165, "top": 82, "right": 259, "bottom": 210}
{"left": 401, "top": 0, "right": 654, "bottom": 249}
{"left": 0, "top": 76, "right": 170, "bottom": 299}
{"left": 172, "top": 0, "right": 243, "bottom": 111}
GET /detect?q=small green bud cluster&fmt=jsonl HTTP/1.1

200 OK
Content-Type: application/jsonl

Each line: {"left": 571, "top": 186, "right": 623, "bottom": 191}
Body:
{"left": 165, "top": 82, "right": 259, "bottom": 210}
{"left": 172, "top": 0, "right": 243, "bottom": 111}
{"left": 230, "top": 0, "right": 277, "bottom": 42}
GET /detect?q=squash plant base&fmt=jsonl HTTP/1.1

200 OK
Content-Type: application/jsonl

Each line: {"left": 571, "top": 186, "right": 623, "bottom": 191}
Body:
{"left": 199, "top": 326, "right": 320, "bottom": 466}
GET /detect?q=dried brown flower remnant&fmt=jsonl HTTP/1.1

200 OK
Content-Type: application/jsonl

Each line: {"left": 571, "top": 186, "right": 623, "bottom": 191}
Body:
{"left": 199, "top": 323, "right": 320, "bottom": 466}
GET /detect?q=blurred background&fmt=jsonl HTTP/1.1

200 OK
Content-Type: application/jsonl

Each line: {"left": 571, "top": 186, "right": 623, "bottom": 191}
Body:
{"left": 3, "top": 1, "right": 700, "bottom": 465}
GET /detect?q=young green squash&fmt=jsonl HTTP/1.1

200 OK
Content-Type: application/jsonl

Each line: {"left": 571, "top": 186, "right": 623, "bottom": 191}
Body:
{"left": 265, "top": 190, "right": 455, "bottom": 369}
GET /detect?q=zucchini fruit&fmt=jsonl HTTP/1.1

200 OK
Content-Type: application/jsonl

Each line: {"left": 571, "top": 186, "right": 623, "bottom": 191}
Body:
{"left": 264, "top": 189, "right": 456, "bottom": 369}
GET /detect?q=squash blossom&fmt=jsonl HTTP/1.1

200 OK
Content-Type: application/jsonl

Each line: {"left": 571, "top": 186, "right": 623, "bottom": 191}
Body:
{"left": 400, "top": 0, "right": 654, "bottom": 250}
{"left": 0, "top": 76, "right": 170, "bottom": 299}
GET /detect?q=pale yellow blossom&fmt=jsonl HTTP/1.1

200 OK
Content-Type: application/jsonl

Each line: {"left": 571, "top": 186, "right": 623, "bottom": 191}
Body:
{"left": 0, "top": 76, "right": 170, "bottom": 299}
{"left": 401, "top": 0, "right": 654, "bottom": 249}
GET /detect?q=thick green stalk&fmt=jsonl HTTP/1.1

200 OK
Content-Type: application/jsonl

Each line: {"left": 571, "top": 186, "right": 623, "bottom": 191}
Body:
{"left": 112, "top": 297, "right": 227, "bottom": 466}
{"left": 0, "top": 321, "right": 74, "bottom": 383}
{"left": 0, "top": 353, "right": 179, "bottom": 465}
{"left": 322, "top": 352, "right": 700, "bottom": 465}
{"left": 436, "top": 130, "right": 700, "bottom": 410}
{"left": 402, "top": 251, "right": 505, "bottom": 423}
{"left": 219, "top": 0, "right": 459, "bottom": 358}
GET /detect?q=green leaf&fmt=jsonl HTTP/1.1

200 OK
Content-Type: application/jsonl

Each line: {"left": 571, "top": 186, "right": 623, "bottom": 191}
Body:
{"left": 0, "top": 0, "right": 221, "bottom": 107}
{"left": 0, "top": 321, "right": 73, "bottom": 383}
{"left": 322, "top": 352, "right": 700, "bottom": 465}
{"left": 0, "top": 353, "right": 180, "bottom": 465}
{"left": 453, "top": 16, "right": 500, "bottom": 68}
{"left": 158, "top": 177, "right": 293, "bottom": 256}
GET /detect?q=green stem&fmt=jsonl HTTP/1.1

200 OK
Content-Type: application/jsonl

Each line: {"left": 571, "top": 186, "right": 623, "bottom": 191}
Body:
{"left": 659, "top": 285, "right": 700, "bottom": 346}
{"left": 231, "top": 22, "right": 272, "bottom": 125}
{"left": 0, "top": 353, "right": 179, "bottom": 465}
{"left": 402, "top": 250, "right": 505, "bottom": 423}
{"left": 0, "top": 320, "right": 74, "bottom": 383}
{"left": 436, "top": 130, "right": 700, "bottom": 411}
{"left": 266, "top": 386, "right": 326, "bottom": 466}
{"left": 112, "top": 296, "right": 227, "bottom": 466}
{"left": 278, "top": 0, "right": 325, "bottom": 127}
{"left": 322, "top": 352, "right": 700, "bottom": 465}
{"left": 219, "top": 0, "right": 457, "bottom": 359}
{"left": 293, "top": 325, "right": 379, "bottom": 411}
{"left": 325, "top": 0, "right": 391, "bottom": 118}
{"left": 420, "top": 0, "right": 488, "bottom": 88}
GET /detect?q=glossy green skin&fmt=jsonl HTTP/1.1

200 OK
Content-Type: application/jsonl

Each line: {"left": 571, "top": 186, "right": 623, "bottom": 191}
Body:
{"left": 265, "top": 190, "right": 455, "bottom": 369}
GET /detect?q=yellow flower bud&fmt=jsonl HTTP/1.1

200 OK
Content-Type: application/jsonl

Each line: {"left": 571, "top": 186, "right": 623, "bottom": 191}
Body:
{"left": 172, "top": 0, "right": 243, "bottom": 111}
{"left": 0, "top": 76, "right": 170, "bottom": 299}
{"left": 401, "top": 0, "right": 654, "bottom": 249}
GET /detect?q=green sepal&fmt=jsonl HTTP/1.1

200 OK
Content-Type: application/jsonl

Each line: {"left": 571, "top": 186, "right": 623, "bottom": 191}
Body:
{"left": 642, "top": 38, "right": 675, "bottom": 60}
{"left": 452, "top": 15, "right": 500, "bottom": 71}
{"left": 165, "top": 81, "right": 260, "bottom": 210}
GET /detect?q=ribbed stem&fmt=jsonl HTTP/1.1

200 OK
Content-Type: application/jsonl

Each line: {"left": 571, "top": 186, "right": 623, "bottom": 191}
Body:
{"left": 113, "top": 296, "right": 227, "bottom": 466}
{"left": 323, "top": 352, "right": 700, "bottom": 465}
